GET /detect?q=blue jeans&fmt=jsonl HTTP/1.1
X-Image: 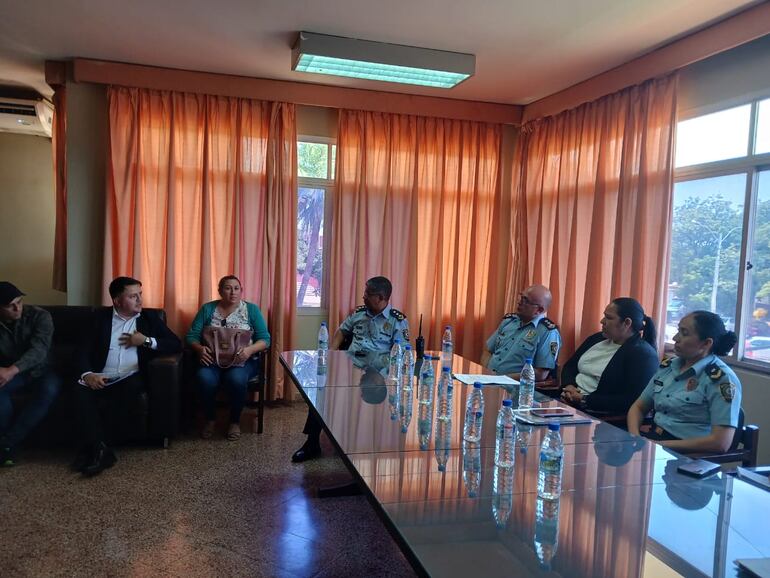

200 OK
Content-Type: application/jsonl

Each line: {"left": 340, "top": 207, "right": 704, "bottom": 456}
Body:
{"left": 196, "top": 358, "right": 258, "bottom": 423}
{"left": 0, "top": 369, "right": 61, "bottom": 447}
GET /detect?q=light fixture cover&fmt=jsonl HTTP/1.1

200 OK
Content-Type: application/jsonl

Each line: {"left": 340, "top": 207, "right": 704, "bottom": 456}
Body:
{"left": 292, "top": 32, "right": 474, "bottom": 89}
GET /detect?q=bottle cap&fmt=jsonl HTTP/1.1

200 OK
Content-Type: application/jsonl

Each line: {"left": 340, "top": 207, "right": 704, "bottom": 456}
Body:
{"left": 445, "top": 325, "right": 451, "bottom": 330}
{"left": 404, "top": 345, "right": 412, "bottom": 350}
{"left": 548, "top": 422, "right": 560, "bottom": 431}
{"left": 502, "top": 399, "right": 513, "bottom": 407}
{"left": 394, "top": 337, "right": 401, "bottom": 343}
{"left": 423, "top": 354, "right": 431, "bottom": 360}
{"left": 442, "top": 366, "right": 451, "bottom": 372}
{"left": 525, "top": 357, "right": 533, "bottom": 364}
{"left": 473, "top": 382, "right": 482, "bottom": 389}
{"left": 320, "top": 322, "right": 327, "bottom": 326}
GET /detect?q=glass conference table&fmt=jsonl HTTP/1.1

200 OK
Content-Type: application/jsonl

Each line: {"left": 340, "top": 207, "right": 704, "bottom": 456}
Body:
{"left": 281, "top": 350, "right": 770, "bottom": 578}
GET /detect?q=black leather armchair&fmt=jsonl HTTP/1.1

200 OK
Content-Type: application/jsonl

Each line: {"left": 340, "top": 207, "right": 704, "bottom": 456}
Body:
{"left": 21, "top": 306, "right": 181, "bottom": 447}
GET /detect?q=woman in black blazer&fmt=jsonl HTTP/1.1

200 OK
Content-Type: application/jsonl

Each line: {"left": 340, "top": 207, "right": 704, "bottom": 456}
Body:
{"left": 560, "top": 297, "right": 659, "bottom": 416}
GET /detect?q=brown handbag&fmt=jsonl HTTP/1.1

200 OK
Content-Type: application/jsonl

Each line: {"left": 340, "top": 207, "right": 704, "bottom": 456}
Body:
{"left": 201, "top": 326, "right": 253, "bottom": 368}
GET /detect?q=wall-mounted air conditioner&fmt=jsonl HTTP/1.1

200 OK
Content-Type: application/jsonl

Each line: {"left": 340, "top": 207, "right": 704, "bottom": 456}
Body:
{"left": 0, "top": 97, "right": 53, "bottom": 138}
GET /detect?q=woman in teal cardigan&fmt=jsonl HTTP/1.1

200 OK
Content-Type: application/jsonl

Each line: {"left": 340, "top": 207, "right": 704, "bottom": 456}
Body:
{"left": 186, "top": 275, "right": 270, "bottom": 440}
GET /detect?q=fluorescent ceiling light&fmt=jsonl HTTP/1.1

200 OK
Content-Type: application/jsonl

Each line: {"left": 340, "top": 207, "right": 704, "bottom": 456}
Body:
{"left": 292, "top": 32, "right": 474, "bottom": 89}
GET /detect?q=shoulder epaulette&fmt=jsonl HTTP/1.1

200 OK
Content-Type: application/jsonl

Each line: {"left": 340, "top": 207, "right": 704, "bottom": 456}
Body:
{"left": 705, "top": 362, "right": 724, "bottom": 382}
{"left": 502, "top": 312, "right": 516, "bottom": 319}
{"left": 660, "top": 357, "right": 673, "bottom": 368}
{"left": 355, "top": 305, "right": 367, "bottom": 313}
{"left": 389, "top": 308, "right": 406, "bottom": 321}
{"left": 541, "top": 317, "right": 557, "bottom": 330}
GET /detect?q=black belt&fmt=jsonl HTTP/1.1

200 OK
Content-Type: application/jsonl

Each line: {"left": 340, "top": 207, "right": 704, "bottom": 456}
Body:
{"left": 643, "top": 424, "right": 680, "bottom": 441}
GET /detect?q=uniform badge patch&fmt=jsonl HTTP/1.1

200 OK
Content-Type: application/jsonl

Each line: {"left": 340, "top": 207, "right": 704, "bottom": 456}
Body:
{"left": 402, "top": 328, "right": 410, "bottom": 341}
{"left": 719, "top": 382, "right": 735, "bottom": 402}
{"left": 526, "top": 329, "right": 537, "bottom": 339}
{"left": 550, "top": 341, "right": 558, "bottom": 356}
{"left": 383, "top": 322, "right": 392, "bottom": 332}
{"left": 686, "top": 377, "right": 698, "bottom": 391}
{"left": 660, "top": 357, "right": 673, "bottom": 368}
{"left": 706, "top": 363, "right": 724, "bottom": 382}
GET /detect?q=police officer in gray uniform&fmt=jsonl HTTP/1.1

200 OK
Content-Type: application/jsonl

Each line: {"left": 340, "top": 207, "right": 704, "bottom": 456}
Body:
{"left": 481, "top": 284, "right": 561, "bottom": 381}
{"left": 628, "top": 311, "right": 741, "bottom": 454}
{"left": 292, "top": 276, "right": 409, "bottom": 462}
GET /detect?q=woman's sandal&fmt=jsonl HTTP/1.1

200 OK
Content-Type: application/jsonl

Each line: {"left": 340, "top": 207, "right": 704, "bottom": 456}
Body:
{"left": 201, "top": 421, "right": 215, "bottom": 439}
{"left": 226, "top": 424, "right": 241, "bottom": 441}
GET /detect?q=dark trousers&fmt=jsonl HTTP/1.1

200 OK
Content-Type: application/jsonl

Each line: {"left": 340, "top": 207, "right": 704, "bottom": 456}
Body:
{"left": 303, "top": 410, "right": 322, "bottom": 445}
{"left": 195, "top": 357, "right": 259, "bottom": 423}
{"left": 75, "top": 373, "right": 145, "bottom": 445}
{"left": 0, "top": 369, "right": 61, "bottom": 447}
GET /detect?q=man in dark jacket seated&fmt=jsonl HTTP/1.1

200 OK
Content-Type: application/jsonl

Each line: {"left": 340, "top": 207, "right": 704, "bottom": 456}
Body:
{"left": 73, "top": 276, "right": 181, "bottom": 477}
{"left": 560, "top": 297, "right": 659, "bottom": 418}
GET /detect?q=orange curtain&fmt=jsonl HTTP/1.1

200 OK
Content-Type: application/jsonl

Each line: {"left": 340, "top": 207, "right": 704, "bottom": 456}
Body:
{"left": 510, "top": 74, "right": 678, "bottom": 358}
{"left": 330, "top": 111, "right": 507, "bottom": 362}
{"left": 105, "top": 86, "right": 296, "bottom": 400}
{"left": 52, "top": 84, "right": 67, "bottom": 292}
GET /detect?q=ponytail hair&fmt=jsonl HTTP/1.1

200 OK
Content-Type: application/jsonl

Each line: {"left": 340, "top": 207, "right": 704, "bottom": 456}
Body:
{"left": 611, "top": 297, "right": 657, "bottom": 347}
{"left": 690, "top": 310, "right": 737, "bottom": 356}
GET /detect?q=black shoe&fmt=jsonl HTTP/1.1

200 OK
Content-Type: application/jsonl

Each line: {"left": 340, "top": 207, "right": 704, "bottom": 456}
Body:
{"left": 82, "top": 442, "right": 117, "bottom": 477}
{"left": 71, "top": 446, "right": 92, "bottom": 472}
{"left": 291, "top": 441, "right": 322, "bottom": 463}
{"left": 0, "top": 446, "right": 16, "bottom": 467}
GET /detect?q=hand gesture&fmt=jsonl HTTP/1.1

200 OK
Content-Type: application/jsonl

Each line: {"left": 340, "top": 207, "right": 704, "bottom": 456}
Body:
{"left": 119, "top": 331, "right": 147, "bottom": 348}
{"left": 0, "top": 366, "right": 20, "bottom": 387}
{"left": 83, "top": 373, "right": 108, "bottom": 390}
{"left": 198, "top": 345, "right": 214, "bottom": 366}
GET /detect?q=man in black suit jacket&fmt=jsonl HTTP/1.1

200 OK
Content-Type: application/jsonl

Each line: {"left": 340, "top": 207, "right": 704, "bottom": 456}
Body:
{"left": 74, "top": 276, "right": 181, "bottom": 477}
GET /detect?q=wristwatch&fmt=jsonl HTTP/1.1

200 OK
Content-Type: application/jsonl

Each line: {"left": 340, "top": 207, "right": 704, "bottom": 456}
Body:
{"left": 143, "top": 336, "right": 152, "bottom": 348}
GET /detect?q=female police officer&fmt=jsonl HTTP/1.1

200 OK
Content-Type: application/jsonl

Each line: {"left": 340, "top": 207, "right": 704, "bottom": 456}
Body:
{"left": 627, "top": 311, "right": 741, "bottom": 454}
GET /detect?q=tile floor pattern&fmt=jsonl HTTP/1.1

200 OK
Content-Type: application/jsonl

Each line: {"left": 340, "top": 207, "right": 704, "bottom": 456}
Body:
{"left": 0, "top": 404, "right": 417, "bottom": 577}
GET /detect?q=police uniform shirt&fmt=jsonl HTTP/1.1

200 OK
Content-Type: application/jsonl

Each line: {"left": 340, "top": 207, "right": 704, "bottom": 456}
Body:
{"left": 339, "top": 304, "right": 409, "bottom": 356}
{"left": 486, "top": 313, "right": 561, "bottom": 375}
{"left": 639, "top": 354, "right": 742, "bottom": 440}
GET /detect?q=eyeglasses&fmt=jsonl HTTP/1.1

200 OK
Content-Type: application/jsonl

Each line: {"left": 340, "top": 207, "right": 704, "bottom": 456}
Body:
{"left": 519, "top": 293, "right": 543, "bottom": 308}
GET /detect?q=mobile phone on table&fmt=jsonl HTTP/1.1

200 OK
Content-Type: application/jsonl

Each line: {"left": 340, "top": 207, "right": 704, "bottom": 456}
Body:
{"left": 676, "top": 459, "right": 721, "bottom": 478}
{"left": 531, "top": 408, "right": 573, "bottom": 418}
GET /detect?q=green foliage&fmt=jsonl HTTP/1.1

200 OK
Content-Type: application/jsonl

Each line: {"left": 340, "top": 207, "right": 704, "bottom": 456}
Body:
{"left": 670, "top": 194, "right": 770, "bottom": 331}
{"left": 298, "top": 142, "right": 328, "bottom": 179}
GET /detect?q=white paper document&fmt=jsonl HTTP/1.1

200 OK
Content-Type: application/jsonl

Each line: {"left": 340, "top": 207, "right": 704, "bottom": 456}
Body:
{"left": 453, "top": 374, "right": 519, "bottom": 386}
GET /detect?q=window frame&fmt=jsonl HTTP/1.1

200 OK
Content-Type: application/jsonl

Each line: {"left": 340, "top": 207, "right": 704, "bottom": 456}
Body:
{"left": 296, "top": 135, "right": 336, "bottom": 315}
{"left": 670, "top": 94, "right": 770, "bottom": 373}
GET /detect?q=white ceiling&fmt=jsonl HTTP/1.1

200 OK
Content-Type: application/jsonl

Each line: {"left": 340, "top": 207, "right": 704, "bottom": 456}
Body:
{"left": 0, "top": 0, "right": 761, "bottom": 103}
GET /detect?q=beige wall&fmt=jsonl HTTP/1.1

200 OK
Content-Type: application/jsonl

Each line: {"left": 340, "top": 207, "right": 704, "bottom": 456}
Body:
{"left": 0, "top": 132, "right": 64, "bottom": 305}
{"left": 65, "top": 82, "right": 107, "bottom": 305}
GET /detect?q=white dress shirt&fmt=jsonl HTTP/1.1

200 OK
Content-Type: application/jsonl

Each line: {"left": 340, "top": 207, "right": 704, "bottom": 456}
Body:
{"left": 82, "top": 308, "right": 157, "bottom": 384}
{"left": 575, "top": 339, "right": 622, "bottom": 395}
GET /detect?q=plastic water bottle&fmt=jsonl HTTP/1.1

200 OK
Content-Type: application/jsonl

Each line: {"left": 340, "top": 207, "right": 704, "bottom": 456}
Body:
{"left": 538, "top": 422, "right": 564, "bottom": 500}
{"left": 462, "top": 441, "right": 481, "bottom": 498}
{"left": 463, "top": 382, "right": 485, "bottom": 442}
{"left": 401, "top": 345, "right": 415, "bottom": 391}
{"left": 495, "top": 399, "right": 515, "bottom": 468}
{"left": 399, "top": 352, "right": 414, "bottom": 434}
{"left": 516, "top": 422, "right": 533, "bottom": 454}
{"left": 388, "top": 379, "right": 400, "bottom": 421}
{"left": 492, "top": 464, "right": 515, "bottom": 528}
{"left": 534, "top": 495, "right": 560, "bottom": 569}
{"left": 441, "top": 325, "right": 454, "bottom": 369}
{"left": 388, "top": 337, "right": 403, "bottom": 382}
{"left": 436, "top": 367, "right": 454, "bottom": 422}
{"left": 518, "top": 357, "right": 536, "bottom": 409}
{"left": 317, "top": 322, "right": 329, "bottom": 351}
{"left": 417, "top": 355, "right": 435, "bottom": 450}
{"left": 434, "top": 414, "right": 451, "bottom": 472}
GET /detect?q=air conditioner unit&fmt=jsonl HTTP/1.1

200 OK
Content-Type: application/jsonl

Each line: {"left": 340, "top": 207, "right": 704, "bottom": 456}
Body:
{"left": 0, "top": 97, "right": 54, "bottom": 138}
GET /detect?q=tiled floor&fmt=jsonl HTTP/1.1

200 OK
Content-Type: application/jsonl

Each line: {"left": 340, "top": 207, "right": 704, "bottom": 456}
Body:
{"left": 0, "top": 404, "right": 416, "bottom": 577}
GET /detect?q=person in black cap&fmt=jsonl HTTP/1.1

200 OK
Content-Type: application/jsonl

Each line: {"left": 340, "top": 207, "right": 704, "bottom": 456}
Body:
{"left": 0, "top": 282, "right": 61, "bottom": 466}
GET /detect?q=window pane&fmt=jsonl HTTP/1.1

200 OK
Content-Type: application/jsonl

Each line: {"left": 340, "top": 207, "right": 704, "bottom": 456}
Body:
{"left": 331, "top": 144, "right": 337, "bottom": 178}
{"left": 667, "top": 174, "right": 746, "bottom": 342}
{"left": 298, "top": 142, "right": 329, "bottom": 179}
{"left": 743, "top": 170, "right": 770, "bottom": 362}
{"left": 675, "top": 105, "right": 751, "bottom": 168}
{"left": 297, "top": 187, "right": 325, "bottom": 307}
{"left": 755, "top": 98, "right": 770, "bottom": 155}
